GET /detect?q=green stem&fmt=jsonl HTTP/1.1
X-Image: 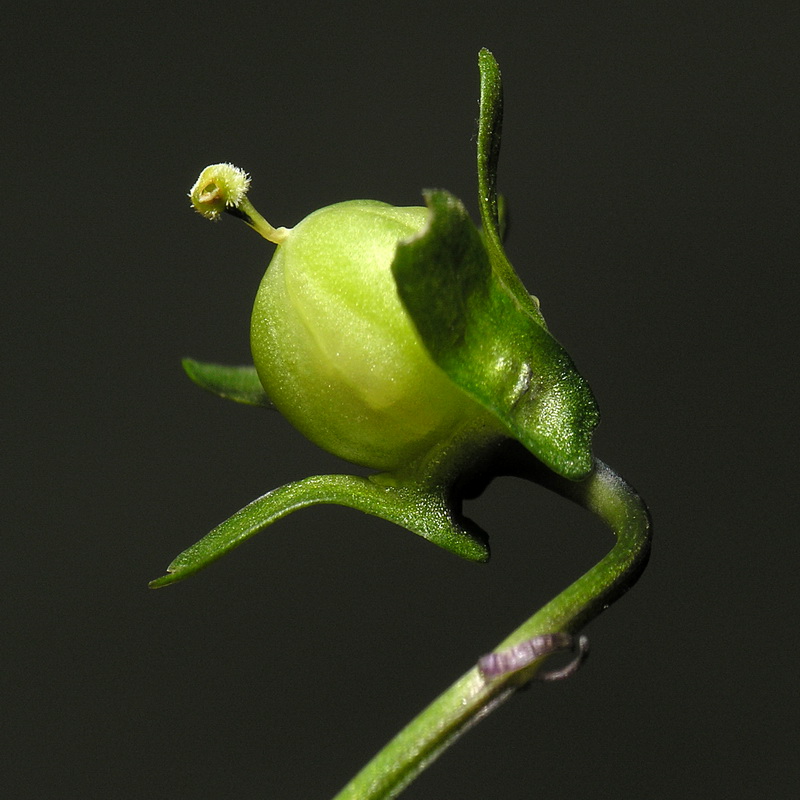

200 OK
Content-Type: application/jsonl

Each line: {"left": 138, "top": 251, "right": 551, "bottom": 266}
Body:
{"left": 331, "top": 458, "right": 651, "bottom": 800}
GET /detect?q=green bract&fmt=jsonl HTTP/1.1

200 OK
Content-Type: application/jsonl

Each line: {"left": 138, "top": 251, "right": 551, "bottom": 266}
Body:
{"left": 250, "top": 200, "right": 492, "bottom": 472}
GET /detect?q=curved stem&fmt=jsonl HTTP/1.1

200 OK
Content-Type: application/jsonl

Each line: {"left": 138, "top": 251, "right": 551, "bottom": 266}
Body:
{"left": 331, "top": 458, "right": 651, "bottom": 800}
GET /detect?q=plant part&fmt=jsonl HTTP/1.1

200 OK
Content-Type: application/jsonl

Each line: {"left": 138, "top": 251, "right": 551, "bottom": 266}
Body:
{"left": 153, "top": 49, "right": 651, "bottom": 800}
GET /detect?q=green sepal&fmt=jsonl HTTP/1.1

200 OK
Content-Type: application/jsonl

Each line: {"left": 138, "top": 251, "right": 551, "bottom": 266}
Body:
{"left": 393, "top": 190, "right": 598, "bottom": 480}
{"left": 182, "top": 358, "right": 274, "bottom": 408}
{"left": 476, "top": 48, "right": 544, "bottom": 324}
{"left": 149, "top": 473, "right": 488, "bottom": 588}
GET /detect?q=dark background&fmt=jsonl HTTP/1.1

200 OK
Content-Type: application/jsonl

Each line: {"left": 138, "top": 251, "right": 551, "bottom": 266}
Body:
{"left": 5, "top": 2, "right": 798, "bottom": 798}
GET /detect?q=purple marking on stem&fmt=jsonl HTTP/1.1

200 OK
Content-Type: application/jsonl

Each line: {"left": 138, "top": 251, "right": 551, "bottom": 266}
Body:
{"left": 478, "top": 633, "right": 589, "bottom": 681}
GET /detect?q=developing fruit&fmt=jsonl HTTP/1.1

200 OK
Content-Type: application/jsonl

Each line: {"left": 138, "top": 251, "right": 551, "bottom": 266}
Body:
{"left": 250, "top": 199, "right": 490, "bottom": 472}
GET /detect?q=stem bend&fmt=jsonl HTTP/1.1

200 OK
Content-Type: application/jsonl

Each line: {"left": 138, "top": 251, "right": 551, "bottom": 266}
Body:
{"left": 332, "top": 458, "right": 651, "bottom": 800}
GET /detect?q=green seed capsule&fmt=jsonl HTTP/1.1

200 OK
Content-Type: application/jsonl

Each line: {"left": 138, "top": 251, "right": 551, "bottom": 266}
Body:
{"left": 250, "top": 200, "right": 487, "bottom": 472}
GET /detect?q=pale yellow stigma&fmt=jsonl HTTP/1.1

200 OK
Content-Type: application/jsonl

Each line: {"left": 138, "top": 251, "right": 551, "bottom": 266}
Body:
{"left": 188, "top": 163, "right": 291, "bottom": 244}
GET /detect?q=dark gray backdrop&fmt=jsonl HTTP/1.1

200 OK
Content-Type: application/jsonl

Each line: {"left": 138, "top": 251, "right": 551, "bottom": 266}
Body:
{"left": 5, "top": 2, "right": 798, "bottom": 798}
